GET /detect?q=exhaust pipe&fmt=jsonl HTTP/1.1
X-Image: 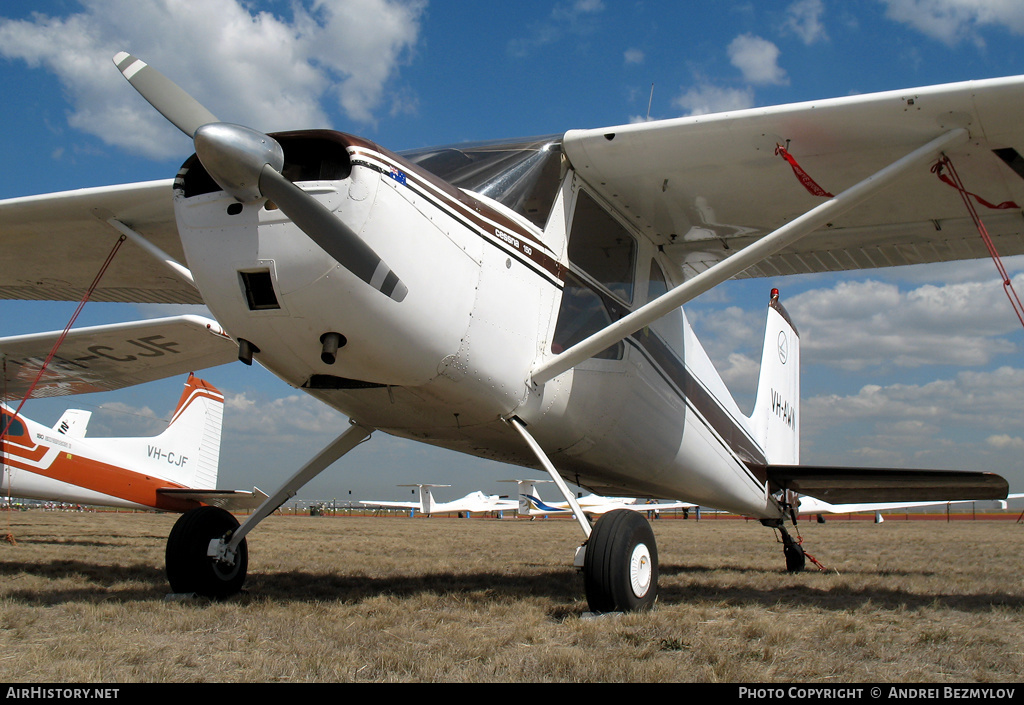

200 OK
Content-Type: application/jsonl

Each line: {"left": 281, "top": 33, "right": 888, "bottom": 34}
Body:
{"left": 320, "top": 332, "right": 346, "bottom": 365}
{"left": 238, "top": 338, "right": 260, "bottom": 366}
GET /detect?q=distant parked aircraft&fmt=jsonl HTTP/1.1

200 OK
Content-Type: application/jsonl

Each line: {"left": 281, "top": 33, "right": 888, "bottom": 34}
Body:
{"left": 503, "top": 479, "right": 695, "bottom": 517}
{"left": 360, "top": 484, "right": 516, "bottom": 516}
{"left": 797, "top": 493, "right": 1024, "bottom": 523}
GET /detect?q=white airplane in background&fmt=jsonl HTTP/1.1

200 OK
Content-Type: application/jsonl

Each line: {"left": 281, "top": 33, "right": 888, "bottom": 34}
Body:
{"left": 796, "top": 493, "right": 1024, "bottom": 523}
{"left": 0, "top": 371, "right": 265, "bottom": 513}
{"left": 504, "top": 479, "right": 694, "bottom": 518}
{"left": 0, "top": 52, "right": 1017, "bottom": 610}
{"left": 359, "top": 483, "right": 516, "bottom": 516}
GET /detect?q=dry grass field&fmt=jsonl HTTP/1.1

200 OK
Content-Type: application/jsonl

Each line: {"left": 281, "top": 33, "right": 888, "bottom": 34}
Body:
{"left": 0, "top": 509, "right": 1020, "bottom": 683}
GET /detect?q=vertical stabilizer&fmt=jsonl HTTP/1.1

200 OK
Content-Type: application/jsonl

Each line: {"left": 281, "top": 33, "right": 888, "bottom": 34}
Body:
{"left": 53, "top": 409, "right": 92, "bottom": 438}
{"left": 750, "top": 290, "right": 800, "bottom": 465}
{"left": 152, "top": 374, "right": 224, "bottom": 489}
{"left": 419, "top": 485, "right": 435, "bottom": 515}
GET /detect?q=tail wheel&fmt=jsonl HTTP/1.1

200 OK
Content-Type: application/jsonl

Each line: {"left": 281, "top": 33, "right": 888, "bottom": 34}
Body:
{"left": 784, "top": 541, "right": 806, "bottom": 572}
{"left": 166, "top": 506, "right": 247, "bottom": 598}
{"left": 583, "top": 509, "right": 658, "bottom": 613}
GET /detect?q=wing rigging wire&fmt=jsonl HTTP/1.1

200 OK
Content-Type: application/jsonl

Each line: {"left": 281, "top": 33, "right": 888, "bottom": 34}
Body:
{"left": 932, "top": 155, "right": 1024, "bottom": 329}
{"left": 1, "top": 233, "right": 127, "bottom": 536}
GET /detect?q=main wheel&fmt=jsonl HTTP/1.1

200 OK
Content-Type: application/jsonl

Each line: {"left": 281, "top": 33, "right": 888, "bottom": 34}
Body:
{"left": 166, "top": 506, "right": 248, "bottom": 598}
{"left": 583, "top": 509, "right": 658, "bottom": 613}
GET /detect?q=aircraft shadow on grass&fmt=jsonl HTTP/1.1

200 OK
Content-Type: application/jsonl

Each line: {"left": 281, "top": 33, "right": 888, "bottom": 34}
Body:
{"left": 0, "top": 559, "right": 1019, "bottom": 615}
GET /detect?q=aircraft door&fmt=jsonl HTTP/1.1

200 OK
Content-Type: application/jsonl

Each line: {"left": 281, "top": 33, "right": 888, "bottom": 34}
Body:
{"left": 550, "top": 188, "right": 637, "bottom": 360}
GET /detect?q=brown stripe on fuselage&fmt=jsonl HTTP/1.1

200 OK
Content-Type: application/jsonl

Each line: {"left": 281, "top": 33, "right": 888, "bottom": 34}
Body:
{"left": 339, "top": 138, "right": 565, "bottom": 284}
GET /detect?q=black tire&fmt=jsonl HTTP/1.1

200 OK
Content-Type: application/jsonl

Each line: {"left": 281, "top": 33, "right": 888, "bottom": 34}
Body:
{"left": 166, "top": 506, "right": 248, "bottom": 598}
{"left": 784, "top": 541, "right": 806, "bottom": 572}
{"left": 583, "top": 509, "right": 658, "bottom": 613}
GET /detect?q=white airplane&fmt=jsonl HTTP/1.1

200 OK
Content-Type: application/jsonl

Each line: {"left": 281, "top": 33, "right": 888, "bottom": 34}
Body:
{"left": 0, "top": 372, "right": 265, "bottom": 513}
{"left": 796, "top": 493, "right": 1024, "bottom": 523}
{"left": 0, "top": 52, "right": 1016, "bottom": 609}
{"left": 505, "top": 479, "right": 694, "bottom": 517}
{"left": 359, "top": 484, "right": 516, "bottom": 516}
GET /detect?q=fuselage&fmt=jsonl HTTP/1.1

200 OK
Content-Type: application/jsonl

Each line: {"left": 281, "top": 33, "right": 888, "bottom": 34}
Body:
{"left": 1, "top": 405, "right": 195, "bottom": 511}
{"left": 173, "top": 130, "right": 781, "bottom": 519}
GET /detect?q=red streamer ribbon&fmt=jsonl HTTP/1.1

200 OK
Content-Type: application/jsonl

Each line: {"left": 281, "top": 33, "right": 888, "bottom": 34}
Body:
{"left": 775, "top": 144, "right": 834, "bottom": 198}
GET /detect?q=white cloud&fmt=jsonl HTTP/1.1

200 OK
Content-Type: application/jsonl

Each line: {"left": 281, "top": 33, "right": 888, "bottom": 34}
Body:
{"left": 671, "top": 84, "right": 755, "bottom": 116}
{"left": 509, "top": 0, "right": 605, "bottom": 57}
{"left": 727, "top": 34, "right": 788, "bottom": 86}
{"left": 800, "top": 366, "right": 1024, "bottom": 480}
{"left": 988, "top": 434, "right": 1024, "bottom": 450}
{"left": 881, "top": 0, "right": 1024, "bottom": 46}
{"left": 624, "top": 48, "right": 645, "bottom": 65}
{"left": 805, "top": 366, "right": 1024, "bottom": 432}
{"left": 0, "top": 0, "right": 426, "bottom": 160}
{"left": 784, "top": 0, "right": 828, "bottom": 44}
{"left": 786, "top": 276, "right": 1024, "bottom": 370}
{"left": 224, "top": 391, "right": 345, "bottom": 440}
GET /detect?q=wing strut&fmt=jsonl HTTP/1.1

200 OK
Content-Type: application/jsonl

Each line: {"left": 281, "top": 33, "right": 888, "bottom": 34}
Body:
{"left": 531, "top": 127, "right": 970, "bottom": 385}
{"left": 105, "top": 218, "right": 196, "bottom": 289}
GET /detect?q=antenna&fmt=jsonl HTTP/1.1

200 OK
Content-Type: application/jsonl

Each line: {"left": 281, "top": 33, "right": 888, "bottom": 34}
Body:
{"left": 646, "top": 83, "right": 654, "bottom": 121}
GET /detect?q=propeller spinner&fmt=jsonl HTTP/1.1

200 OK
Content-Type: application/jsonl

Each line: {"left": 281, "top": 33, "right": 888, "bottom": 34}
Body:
{"left": 112, "top": 52, "right": 407, "bottom": 302}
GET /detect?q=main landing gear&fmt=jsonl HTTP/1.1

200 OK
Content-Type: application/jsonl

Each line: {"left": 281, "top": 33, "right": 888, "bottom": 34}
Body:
{"left": 510, "top": 417, "right": 658, "bottom": 613}
{"left": 584, "top": 509, "right": 658, "bottom": 612}
{"left": 164, "top": 421, "right": 374, "bottom": 599}
{"left": 166, "top": 506, "right": 248, "bottom": 598}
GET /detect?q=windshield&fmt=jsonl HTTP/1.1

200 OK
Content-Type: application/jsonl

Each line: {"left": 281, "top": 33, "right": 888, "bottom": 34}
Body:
{"left": 401, "top": 135, "right": 563, "bottom": 228}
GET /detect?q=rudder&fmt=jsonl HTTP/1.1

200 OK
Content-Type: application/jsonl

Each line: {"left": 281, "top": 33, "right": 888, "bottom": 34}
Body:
{"left": 750, "top": 289, "right": 800, "bottom": 465}
{"left": 155, "top": 374, "right": 225, "bottom": 489}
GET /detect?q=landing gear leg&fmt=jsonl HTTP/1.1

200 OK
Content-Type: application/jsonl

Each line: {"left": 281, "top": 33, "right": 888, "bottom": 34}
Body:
{"left": 509, "top": 417, "right": 659, "bottom": 613}
{"left": 165, "top": 421, "right": 374, "bottom": 598}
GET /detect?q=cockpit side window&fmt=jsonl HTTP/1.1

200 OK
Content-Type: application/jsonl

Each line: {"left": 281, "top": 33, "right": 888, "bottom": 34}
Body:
{"left": 1, "top": 412, "right": 26, "bottom": 438}
{"left": 551, "top": 272, "right": 624, "bottom": 360}
{"left": 648, "top": 259, "right": 669, "bottom": 304}
{"left": 567, "top": 191, "right": 636, "bottom": 304}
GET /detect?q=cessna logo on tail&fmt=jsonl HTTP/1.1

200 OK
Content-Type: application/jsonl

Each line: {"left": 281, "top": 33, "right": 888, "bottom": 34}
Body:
{"left": 777, "top": 331, "right": 789, "bottom": 365}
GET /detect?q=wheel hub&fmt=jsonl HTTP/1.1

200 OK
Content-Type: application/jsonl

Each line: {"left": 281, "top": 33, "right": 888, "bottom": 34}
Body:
{"left": 629, "top": 543, "right": 652, "bottom": 598}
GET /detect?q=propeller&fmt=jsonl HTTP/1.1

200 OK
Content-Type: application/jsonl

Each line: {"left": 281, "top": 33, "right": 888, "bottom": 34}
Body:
{"left": 112, "top": 52, "right": 408, "bottom": 302}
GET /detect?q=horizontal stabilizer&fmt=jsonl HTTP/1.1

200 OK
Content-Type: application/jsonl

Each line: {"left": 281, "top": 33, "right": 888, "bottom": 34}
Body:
{"left": 0, "top": 315, "right": 238, "bottom": 398}
{"left": 765, "top": 466, "right": 1008, "bottom": 504}
{"left": 157, "top": 487, "right": 269, "bottom": 512}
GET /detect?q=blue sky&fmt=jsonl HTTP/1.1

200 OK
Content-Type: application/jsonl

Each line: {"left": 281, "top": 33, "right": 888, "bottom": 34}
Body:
{"left": 2, "top": 0, "right": 1024, "bottom": 506}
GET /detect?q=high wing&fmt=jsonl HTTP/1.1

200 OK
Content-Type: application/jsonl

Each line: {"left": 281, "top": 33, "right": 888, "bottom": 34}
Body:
{"left": 0, "top": 179, "right": 198, "bottom": 304}
{"left": 564, "top": 76, "right": 1024, "bottom": 279}
{"left": 0, "top": 315, "right": 238, "bottom": 398}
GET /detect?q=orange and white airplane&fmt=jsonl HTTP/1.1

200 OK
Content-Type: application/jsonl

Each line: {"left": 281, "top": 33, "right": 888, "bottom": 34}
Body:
{"left": 1, "top": 373, "right": 265, "bottom": 513}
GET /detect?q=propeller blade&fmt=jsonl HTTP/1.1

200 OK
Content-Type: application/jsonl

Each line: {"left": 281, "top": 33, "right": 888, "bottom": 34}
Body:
{"left": 113, "top": 51, "right": 408, "bottom": 302}
{"left": 113, "top": 52, "right": 218, "bottom": 138}
{"left": 259, "top": 167, "right": 408, "bottom": 302}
